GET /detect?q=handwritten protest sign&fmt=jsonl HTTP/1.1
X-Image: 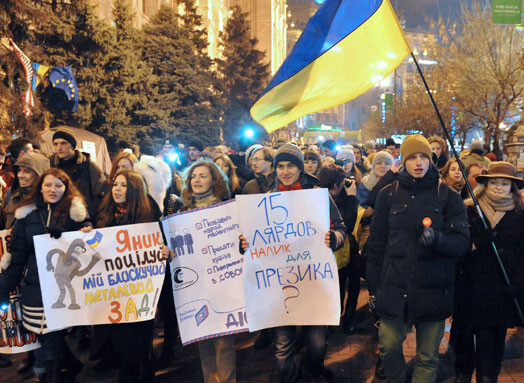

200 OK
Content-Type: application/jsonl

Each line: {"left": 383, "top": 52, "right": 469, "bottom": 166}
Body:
{"left": 0, "top": 230, "right": 41, "bottom": 354}
{"left": 162, "top": 200, "right": 247, "bottom": 345}
{"left": 236, "top": 189, "right": 340, "bottom": 331}
{"left": 34, "top": 223, "right": 165, "bottom": 330}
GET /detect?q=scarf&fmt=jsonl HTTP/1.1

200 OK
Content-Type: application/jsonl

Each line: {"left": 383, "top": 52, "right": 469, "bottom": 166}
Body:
{"left": 444, "top": 175, "right": 465, "bottom": 194}
{"left": 362, "top": 172, "right": 380, "bottom": 192}
{"left": 278, "top": 182, "right": 302, "bottom": 192}
{"left": 193, "top": 189, "right": 221, "bottom": 208}
{"left": 114, "top": 203, "right": 128, "bottom": 220}
{"left": 478, "top": 192, "right": 514, "bottom": 229}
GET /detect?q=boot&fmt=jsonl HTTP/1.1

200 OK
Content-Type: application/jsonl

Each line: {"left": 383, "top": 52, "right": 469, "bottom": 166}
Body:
{"left": 477, "top": 376, "right": 498, "bottom": 383}
{"left": 49, "top": 358, "right": 67, "bottom": 383}
{"left": 375, "top": 356, "right": 386, "bottom": 380}
{"left": 455, "top": 372, "right": 472, "bottom": 383}
{"left": 342, "top": 315, "right": 355, "bottom": 335}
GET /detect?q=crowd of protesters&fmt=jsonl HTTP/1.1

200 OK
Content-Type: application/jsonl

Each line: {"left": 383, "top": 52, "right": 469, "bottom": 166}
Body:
{"left": 0, "top": 127, "right": 521, "bottom": 383}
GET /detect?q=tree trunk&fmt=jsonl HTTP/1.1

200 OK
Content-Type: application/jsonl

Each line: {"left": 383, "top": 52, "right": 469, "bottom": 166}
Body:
{"left": 493, "top": 128, "right": 502, "bottom": 160}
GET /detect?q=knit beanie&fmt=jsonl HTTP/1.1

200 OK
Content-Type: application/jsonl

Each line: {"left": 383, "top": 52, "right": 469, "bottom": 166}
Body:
{"left": 372, "top": 151, "right": 394, "bottom": 167}
{"left": 52, "top": 127, "right": 77, "bottom": 149}
{"left": 400, "top": 134, "right": 432, "bottom": 165}
{"left": 336, "top": 145, "right": 355, "bottom": 164}
{"left": 15, "top": 153, "right": 51, "bottom": 177}
{"left": 245, "top": 144, "right": 263, "bottom": 165}
{"left": 274, "top": 143, "right": 304, "bottom": 172}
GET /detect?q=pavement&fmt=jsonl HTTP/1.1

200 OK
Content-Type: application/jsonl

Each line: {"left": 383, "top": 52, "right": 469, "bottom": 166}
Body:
{"left": 2, "top": 282, "right": 524, "bottom": 382}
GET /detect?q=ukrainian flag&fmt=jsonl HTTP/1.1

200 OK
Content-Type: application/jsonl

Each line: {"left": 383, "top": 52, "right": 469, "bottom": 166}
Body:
{"left": 251, "top": 0, "right": 410, "bottom": 133}
{"left": 86, "top": 231, "right": 103, "bottom": 249}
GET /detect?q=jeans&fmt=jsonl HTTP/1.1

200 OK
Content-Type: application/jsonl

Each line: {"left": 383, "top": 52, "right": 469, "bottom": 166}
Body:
{"left": 37, "top": 330, "right": 68, "bottom": 361}
{"left": 378, "top": 318, "right": 445, "bottom": 383}
{"left": 199, "top": 335, "right": 236, "bottom": 383}
{"left": 33, "top": 347, "right": 46, "bottom": 374}
{"left": 274, "top": 325, "right": 328, "bottom": 383}
{"left": 450, "top": 321, "right": 507, "bottom": 378}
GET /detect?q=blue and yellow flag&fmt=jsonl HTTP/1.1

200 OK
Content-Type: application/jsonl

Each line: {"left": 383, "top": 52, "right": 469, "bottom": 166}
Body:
{"left": 86, "top": 231, "right": 103, "bottom": 249}
{"left": 31, "top": 62, "right": 50, "bottom": 90}
{"left": 251, "top": 0, "right": 410, "bottom": 133}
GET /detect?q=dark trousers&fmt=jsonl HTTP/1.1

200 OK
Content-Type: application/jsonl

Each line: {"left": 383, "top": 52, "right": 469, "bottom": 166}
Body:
{"left": 37, "top": 330, "right": 68, "bottom": 361}
{"left": 450, "top": 321, "right": 507, "bottom": 377}
{"left": 157, "top": 269, "right": 178, "bottom": 352}
{"left": 274, "top": 325, "right": 328, "bottom": 383}
{"left": 339, "top": 255, "right": 361, "bottom": 318}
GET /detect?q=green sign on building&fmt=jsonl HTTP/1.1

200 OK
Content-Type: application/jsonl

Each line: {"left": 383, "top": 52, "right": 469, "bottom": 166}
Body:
{"left": 492, "top": 0, "right": 522, "bottom": 24}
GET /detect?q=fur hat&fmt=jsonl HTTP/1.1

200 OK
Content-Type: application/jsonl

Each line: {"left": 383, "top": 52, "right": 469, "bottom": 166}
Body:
{"left": 400, "top": 134, "right": 432, "bottom": 165}
{"left": 372, "top": 151, "right": 394, "bottom": 167}
{"left": 52, "top": 127, "right": 77, "bottom": 149}
{"left": 336, "top": 145, "right": 355, "bottom": 164}
{"left": 134, "top": 155, "right": 172, "bottom": 212}
{"left": 274, "top": 143, "right": 304, "bottom": 172}
{"left": 470, "top": 140, "right": 483, "bottom": 151}
{"left": 15, "top": 153, "right": 50, "bottom": 177}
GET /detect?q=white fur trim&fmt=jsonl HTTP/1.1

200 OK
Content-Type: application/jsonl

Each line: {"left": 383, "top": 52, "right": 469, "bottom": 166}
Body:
{"left": 1, "top": 252, "right": 12, "bottom": 271}
{"left": 70, "top": 196, "right": 88, "bottom": 222}
{"left": 14, "top": 204, "right": 37, "bottom": 220}
{"left": 135, "top": 155, "right": 172, "bottom": 212}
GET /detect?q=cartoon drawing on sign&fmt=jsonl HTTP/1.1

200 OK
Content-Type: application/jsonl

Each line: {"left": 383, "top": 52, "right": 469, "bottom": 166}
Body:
{"left": 174, "top": 230, "right": 184, "bottom": 256}
{"left": 282, "top": 285, "right": 300, "bottom": 314}
{"left": 183, "top": 228, "right": 194, "bottom": 254}
{"left": 46, "top": 238, "right": 101, "bottom": 310}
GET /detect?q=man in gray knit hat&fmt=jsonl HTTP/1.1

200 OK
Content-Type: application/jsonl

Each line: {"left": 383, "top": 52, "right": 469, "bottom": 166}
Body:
{"left": 241, "top": 142, "right": 347, "bottom": 382}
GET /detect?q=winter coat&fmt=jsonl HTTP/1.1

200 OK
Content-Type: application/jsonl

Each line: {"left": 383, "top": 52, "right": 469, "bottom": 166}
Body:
{"left": 50, "top": 151, "right": 106, "bottom": 219}
{"left": 459, "top": 150, "right": 490, "bottom": 170}
{"left": 0, "top": 197, "right": 89, "bottom": 307}
{"left": 0, "top": 186, "right": 31, "bottom": 230}
{"left": 454, "top": 207, "right": 524, "bottom": 328}
{"left": 366, "top": 165, "right": 470, "bottom": 323}
{"left": 243, "top": 171, "right": 276, "bottom": 194}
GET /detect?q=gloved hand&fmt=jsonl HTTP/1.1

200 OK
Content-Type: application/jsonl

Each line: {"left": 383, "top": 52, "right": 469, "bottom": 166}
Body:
{"left": 369, "top": 294, "right": 377, "bottom": 313}
{"left": 472, "top": 229, "right": 495, "bottom": 250}
{"left": 419, "top": 226, "right": 441, "bottom": 248}
{"left": 325, "top": 230, "right": 338, "bottom": 251}
{"left": 48, "top": 228, "right": 62, "bottom": 239}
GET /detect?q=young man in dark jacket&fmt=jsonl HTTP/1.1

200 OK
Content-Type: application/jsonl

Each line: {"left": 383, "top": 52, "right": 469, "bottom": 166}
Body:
{"left": 49, "top": 127, "right": 106, "bottom": 220}
{"left": 366, "top": 134, "right": 470, "bottom": 383}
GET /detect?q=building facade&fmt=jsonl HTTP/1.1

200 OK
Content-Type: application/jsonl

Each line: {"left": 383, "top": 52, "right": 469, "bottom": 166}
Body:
{"left": 229, "top": 0, "right": 287, "bottom": 75}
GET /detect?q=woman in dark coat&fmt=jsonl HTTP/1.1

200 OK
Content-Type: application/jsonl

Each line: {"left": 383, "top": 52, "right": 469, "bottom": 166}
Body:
{"left": 92, "top": 170, "right": 167, "bottom": 383}
{"left": 451, "top": 161, "right": 524, "bottom": 383}
{"left": 0, "top": 168, "right": 91, "bottom": 381}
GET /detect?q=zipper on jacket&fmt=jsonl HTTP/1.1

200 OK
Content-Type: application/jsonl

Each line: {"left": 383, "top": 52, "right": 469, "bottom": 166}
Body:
{"left": 46, "top": 203, "right": 51, "bottom": 228}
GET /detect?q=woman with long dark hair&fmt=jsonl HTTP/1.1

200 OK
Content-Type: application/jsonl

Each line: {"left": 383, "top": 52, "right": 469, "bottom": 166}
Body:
{"left": 92, "top": 170, "right": 167, "bottom": 383}
{"left": 451, "top": 162, "right": 524, "bottom": 383}
{"left": 0, "top": 168, "right": 91, "bottom": 381}
{"left": 180, "top": 161, "right": 236, "bottom": 383}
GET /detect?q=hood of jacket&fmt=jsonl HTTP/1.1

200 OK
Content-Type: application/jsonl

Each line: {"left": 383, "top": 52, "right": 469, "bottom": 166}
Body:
{"left": 14, "top": 196, "right": 88, "bottom": 222}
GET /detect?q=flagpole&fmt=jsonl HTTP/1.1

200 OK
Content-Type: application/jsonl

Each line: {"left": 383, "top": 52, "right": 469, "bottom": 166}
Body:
{"left": 410, "top": 52, "right": 524, "bottom": 325}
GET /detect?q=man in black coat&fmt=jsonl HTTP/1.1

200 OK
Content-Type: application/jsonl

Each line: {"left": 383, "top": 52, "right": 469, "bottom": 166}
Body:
{"left": 366, "top": 134, "right": 470, "bottom": 383}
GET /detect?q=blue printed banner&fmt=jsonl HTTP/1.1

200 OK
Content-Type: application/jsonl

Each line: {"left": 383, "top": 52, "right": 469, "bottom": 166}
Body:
{"left": 33, "top": 223, "right": 166, "bottom": 330}
{"left": 236, "top": 189, "right": 340, "bottom": 331}
{"left": 162, "top": 200, "right": 247, "bottom": 345}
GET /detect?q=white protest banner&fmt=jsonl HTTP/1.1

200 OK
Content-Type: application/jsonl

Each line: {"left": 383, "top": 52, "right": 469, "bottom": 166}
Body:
{"left": 34, "top": 223, "right": 165, "bottom": 330}
{"left": 0, "top": 230, "right": 41, "bottom": 354}
{"left": 236, "top": 189, "right": 340, "bottom": 331}
{"left": 162, "top": 200, "right": 247, "bottom": 345}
